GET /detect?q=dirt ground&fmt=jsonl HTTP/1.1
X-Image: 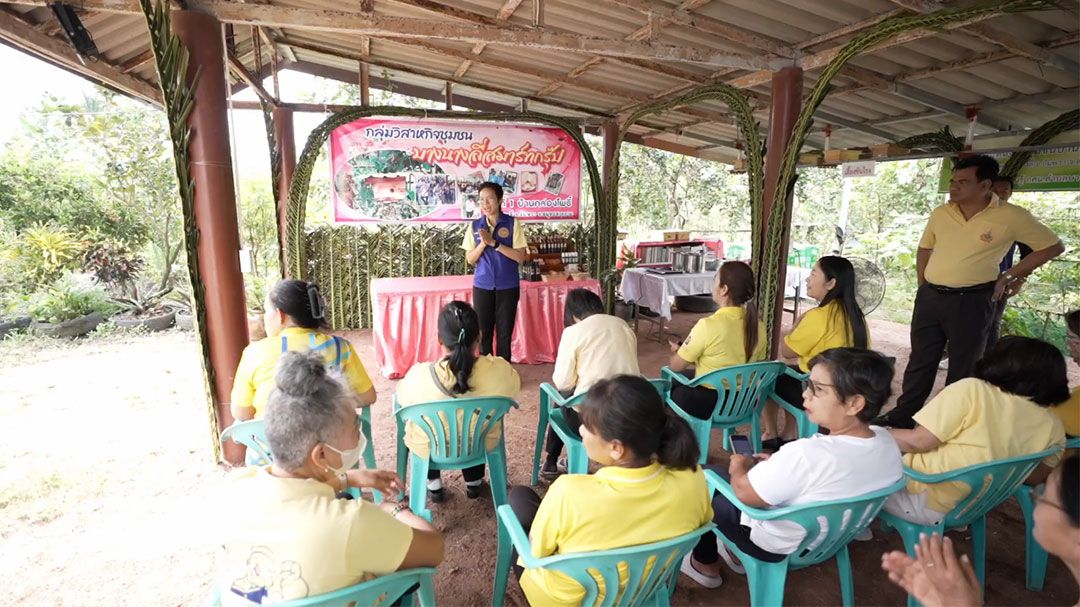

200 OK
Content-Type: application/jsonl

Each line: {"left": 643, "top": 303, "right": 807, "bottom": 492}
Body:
{"left": 1, "top": 311, "right": 1077, "bottom": 606}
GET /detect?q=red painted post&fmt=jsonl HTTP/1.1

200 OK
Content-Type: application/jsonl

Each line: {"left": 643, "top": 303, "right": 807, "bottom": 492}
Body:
{"left": 173, "top": 11, "right": 250, "bottom": 465}
{"left": 761, "top": 66, "right": 803, "bottom": 354}
{"left": 272, "top": 106, "right": 296, "bottom": 276}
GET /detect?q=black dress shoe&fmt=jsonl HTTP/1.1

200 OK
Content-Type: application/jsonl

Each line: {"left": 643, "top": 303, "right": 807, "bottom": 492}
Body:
{"left": 872, "top": 413, "right": 916, "bottom": 430}
{"left": 466, "top": 483, "right": 484, "bottom": 499}
{"left": 428, "top": 488, "right": 445, "bottom": 503}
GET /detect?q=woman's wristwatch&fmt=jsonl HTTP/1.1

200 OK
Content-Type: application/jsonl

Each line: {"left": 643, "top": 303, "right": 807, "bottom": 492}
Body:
{"left": 390, "top": 503, "right": 411, "bottom": 519}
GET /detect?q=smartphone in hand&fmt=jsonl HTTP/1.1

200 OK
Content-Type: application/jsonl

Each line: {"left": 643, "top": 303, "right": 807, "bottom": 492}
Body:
{"left": 729, "top": 434, "right": 754, "bottom": 457}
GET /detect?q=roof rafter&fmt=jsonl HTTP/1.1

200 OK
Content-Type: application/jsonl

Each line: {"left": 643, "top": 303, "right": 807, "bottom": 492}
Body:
{"left": 0, "top": 6, "right": 161, "bottom": 104}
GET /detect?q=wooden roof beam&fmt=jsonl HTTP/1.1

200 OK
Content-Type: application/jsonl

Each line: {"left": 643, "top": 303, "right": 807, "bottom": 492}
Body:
{"left": 119, "top": 48, "right": 154, "bottom": 73}
{"left": 449, "top": 0, "right": 522, "bottom": 81}
{"left": 598, "top": 0, "right": 794, "bottom": 57}
{"left": 797, "top": 8, "right": 907, "bottom": 50}
{"left": 0, "top": 7, "right": 161, "bottom": 104}
{"left": 226, "top": 49, "right": 277, "bottom": 105}
{"left": 815, "top": 110, "right": 899, "bottom": 140}
{"left": 888, "top": 0, "right": 1080, "bottom": 75}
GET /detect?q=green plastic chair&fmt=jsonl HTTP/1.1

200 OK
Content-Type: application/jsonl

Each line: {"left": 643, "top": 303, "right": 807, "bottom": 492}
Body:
{"left": 879, "top": 447, "right": 1063, "bottom": 607}
{"left": 1012, "top": 436, "right": 1079, "bottom": 591}
{"left": 704, "top": 470, "right": 906, "bottom": 607}
{"left": 221, "top": 412, "right": 382, "bottom": 503}
{"left": 663, "top": 362, "right": 786, "bottom": 464}
{"left": 530, "top": 379, "right": 670, "bottom": 484}
{"left": 210, "top": 567, "right": 437, "bottom": 606}
{"left": 393, "top": 396, "right": 517, "bottom": 521}
{"left": 492, "top": 504, "right": 714, "bottom": 607}
{"left": 768, "top": 366, "right": 819, "bottom": 439}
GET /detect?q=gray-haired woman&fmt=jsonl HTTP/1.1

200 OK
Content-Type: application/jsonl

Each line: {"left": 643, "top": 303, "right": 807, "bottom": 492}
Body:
{"left": 218, "top": 351, "right": 444, "bottom": 605}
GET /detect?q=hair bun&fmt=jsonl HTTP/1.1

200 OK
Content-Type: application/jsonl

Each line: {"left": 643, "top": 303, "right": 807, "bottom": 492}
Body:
{"left": 275, "top": 351, "right": 329, "bottom": 397}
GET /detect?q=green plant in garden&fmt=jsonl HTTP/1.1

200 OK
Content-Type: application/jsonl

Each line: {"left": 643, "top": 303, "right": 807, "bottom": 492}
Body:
{"left": 112, "top": 279, "right": 171, "bottom": 317}
{"left": 25, "top": 275, "right": 116, "bottom": 324}
{"left": 82, "top": 239, "right": 145, "bottom": 289}
{"left": 15, "top": 224, "right": 84, "bottom": 286}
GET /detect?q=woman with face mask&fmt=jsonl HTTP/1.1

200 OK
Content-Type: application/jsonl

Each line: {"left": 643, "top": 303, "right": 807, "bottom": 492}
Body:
{"left": 882, "top": 455, "right": 1080, "bottom": 607}
{"left": 230, "top": 279, "right": 376, "bottom": 422}
{"left": 217, "top": 351, "right": 443, "bottom": 605}
{"left": 395, "top": 301, "right": 521, "bottom": 504}
{"left": 505, "top": 375, "right": 713, "bottom": 606}
{"left": 762, "top": 256, "right": 870, "bottom": 448}
{"left": 682, "top": 348, "right": 902, "bottom": 590}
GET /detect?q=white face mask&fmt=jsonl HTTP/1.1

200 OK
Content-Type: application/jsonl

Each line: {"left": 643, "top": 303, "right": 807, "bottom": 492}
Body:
{"left": 324, "top": 435, "right": 366, "bottom": 485}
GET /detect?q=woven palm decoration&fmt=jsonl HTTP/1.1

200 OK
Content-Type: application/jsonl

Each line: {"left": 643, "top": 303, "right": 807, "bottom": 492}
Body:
{"left": 259, "top": 99, "right": 285, "bottom": 272}
{"left": 761, "top": 0, "right": 1053, "bottom": 353}
{"left": 896, "top": 125, "right": 964, "bottom": 153}
{"left": 1001, "top": 109, "right": 1079, "bottom": 179}
{"left": 137, "top": 0, "right": 220, "bottom": 459}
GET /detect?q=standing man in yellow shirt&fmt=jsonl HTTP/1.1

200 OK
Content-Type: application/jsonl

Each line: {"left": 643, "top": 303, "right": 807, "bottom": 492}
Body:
{"left": 877, "top": 155, "right": 1064, "bottom": 429}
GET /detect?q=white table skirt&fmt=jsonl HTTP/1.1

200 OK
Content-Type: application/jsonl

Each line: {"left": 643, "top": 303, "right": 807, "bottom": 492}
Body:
{"left": 620, "top": 266, "right": 814, "bottom": 321}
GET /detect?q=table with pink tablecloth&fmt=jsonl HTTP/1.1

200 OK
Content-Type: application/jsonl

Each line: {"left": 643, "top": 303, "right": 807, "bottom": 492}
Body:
{"left": 371, "top": 275, "right": 601, "bottom": 379}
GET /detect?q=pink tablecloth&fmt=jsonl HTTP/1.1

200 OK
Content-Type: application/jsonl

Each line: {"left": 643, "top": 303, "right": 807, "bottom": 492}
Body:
{"left": 371, "top": 275, "right": 601, "bottom": 378}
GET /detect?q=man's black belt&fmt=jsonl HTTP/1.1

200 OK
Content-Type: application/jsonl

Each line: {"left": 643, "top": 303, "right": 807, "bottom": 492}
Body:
{"left": 926, "top": 281, "right": 996, "bottom": 294}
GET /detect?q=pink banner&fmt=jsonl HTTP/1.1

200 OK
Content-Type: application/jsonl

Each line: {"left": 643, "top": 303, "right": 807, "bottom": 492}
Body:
{"left": 329, "top": 117, "right": 582, "bottom": 223}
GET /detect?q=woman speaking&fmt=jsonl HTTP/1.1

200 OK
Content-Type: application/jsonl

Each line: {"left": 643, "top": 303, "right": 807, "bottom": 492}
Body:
{"left": 462, "top": 181, "right": 527, "bottom": 361}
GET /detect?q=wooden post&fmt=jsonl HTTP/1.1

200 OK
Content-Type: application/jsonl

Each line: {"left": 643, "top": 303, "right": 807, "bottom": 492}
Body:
{"left": 273, "top": 106, "right": 296, "bottom": 276}
{"left": 173, "top": 10, "right": 251, "bottom": 465}
{"left": 359, "top": 61, "right": 370, "bottom": 107}
{"left": 519, "top": 98, "right": 528, "bottom": 112}
{"left": 533, "top": 0, "right": 544, "bottom": 27}
{"left": 445, "top": 82, "right": 453, "bottom": 110}
{"left": 761, "top": 66, "right": 803, "bottom": 354}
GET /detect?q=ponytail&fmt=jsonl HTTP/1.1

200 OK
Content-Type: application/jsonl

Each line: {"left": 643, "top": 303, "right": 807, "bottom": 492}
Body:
{"left": 717, "top": 261, "right": 760, "bottom": 362}
{"left": 580, "top": 375, "right": 699, "bottom": 471}
{"left": 657, "top": 411, "right": 700, "bottom": 470}
{"left": 437, "top": 301, "right": 481, "bottom": 394}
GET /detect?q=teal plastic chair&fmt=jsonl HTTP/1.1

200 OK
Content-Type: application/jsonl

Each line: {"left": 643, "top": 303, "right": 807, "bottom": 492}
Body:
{"left": 492, "top": 504, "right": 714, "bottom": 607}
{"left": 879, "top": 447, "right": 1063, "bottom": 607}
{"left": 531, "top": 379, "right": 670, "bottom": 484}
{"left": 768, "top": 366, "right": 819, "bottom": 439}
{"left": 663, "top": 362, "right": 786, "bottom": 464}
{"left": 210, "top": 567, "right": 437, "bottom": 606}
{"left": 1013, "top": 436, "right": 1079, "bottom": 591}
{"left": 704, "top": 470, "right": 906, "bottom": 607}
{"left": 393, "top": 396, "right": 516, "bottom": 521}
{"left": 221, "top": 413, "right": 382, "bottom": 503}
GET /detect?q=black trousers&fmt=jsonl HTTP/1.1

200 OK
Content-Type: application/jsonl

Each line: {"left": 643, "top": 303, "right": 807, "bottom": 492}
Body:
{"left": 892, "top": 283, "right": 994, "bottom": 422}
{"left": 692, "top": 467, "right": 785, "bottom": 564}
{"left": 508, "top": 485, "right": 543, "bottom": 579}
{"left": 773, "top": 364, "right": 805, "bottom": 409}
{"left": 544, "top": 405, "right": 582, "bottom": 463}
{"left": 985, "top": 296, "right": 1008, "bottom": 354}
{"left": 428, "top": 464, "right": 485, "bottom": 483}
{"left": 474, "top": 286, "right": 520, "bottom": 362}
{"left": 670, "top": 382, "right": 717, "bottom": 420}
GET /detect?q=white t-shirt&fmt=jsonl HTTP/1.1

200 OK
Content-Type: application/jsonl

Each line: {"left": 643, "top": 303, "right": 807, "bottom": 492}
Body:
{"left": 742, "top": 426, "right": 903, "bottom": 555}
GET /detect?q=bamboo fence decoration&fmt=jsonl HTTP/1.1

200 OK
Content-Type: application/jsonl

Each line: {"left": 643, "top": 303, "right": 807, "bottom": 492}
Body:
{"left": 137, "top": 0, "right": 220, "bottom": 459}
{"left": 285, "top": 107, "right": 605, "bottom": 281}
{"left": 763, "top": 0, "right": 1051, "bottom": 353}
{"left": 1001, "top": 109, "right": 1079, "bottom": 179}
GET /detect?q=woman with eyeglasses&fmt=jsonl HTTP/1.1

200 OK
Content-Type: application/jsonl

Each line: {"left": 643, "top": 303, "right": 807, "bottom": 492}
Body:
{"left": 231, "top": 280, "right": 377, "bottom": 423}
{"left": 882, "top": 454, "right": 1080, "bottom": 606}
{"left": 681, "top": 348, "right": 902, "bottom": 588}
{"left": 394, "top": 301, "right": 520, "bottom": 504}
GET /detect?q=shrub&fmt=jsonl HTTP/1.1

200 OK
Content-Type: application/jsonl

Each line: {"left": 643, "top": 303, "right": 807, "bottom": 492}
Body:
{"left": 24, "top": 274, "right": 117, "bottom": 324}
{"left": 82, "top": 238, "right": 145, "bottom": 290}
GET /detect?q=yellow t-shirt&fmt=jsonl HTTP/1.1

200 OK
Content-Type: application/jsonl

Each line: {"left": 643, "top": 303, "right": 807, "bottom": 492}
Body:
{"left": 677, "top": 306, "right": 767, "bottom": 388}
{"left": 460, "top": 216, "right": 528, "bottom": 252}
{"left": 230, "top": 327, "right": 374, "bottom": 419}
{"left": 552, "top": 314, "right": 640, "bottom": 397}
{"left": 218, "top": 467, "right": 413, "bottom": 605}
{"left": 1053, "top": 388, "right": 1080, "bottom": 437}
{"left": 919, "top": 195, "right": 1059, "bottom": 288}
{"left": 519, "top": 462, "right": 713, "bottom": 607}
{"left": 395, "top": 356, "right": 520, "bottom": 458}
{"left": 784, "top": 300, "right": 865, "bottom": 372}
{"left": 906, "top": 378, "right": 1065, "bottom": 513}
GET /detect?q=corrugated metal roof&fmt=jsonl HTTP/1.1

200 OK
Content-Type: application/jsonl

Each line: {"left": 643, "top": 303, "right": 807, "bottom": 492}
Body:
{"left": 0, "top": 0, "right": 1076, "bottom": 164}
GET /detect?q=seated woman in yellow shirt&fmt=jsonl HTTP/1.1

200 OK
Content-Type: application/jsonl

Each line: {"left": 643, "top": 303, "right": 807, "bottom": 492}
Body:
{"left": 218, "top": 351, "right": 443, "bottom": 605}
{"left": 541, "top": 288, "right": 640, "bottom": 480}
{"left": 668, "top": 261, "right": 767, "bottom": 420}
{"left": 230, "top": 280, "right": 376, "bottom": 422}
{"left": 764, "top": 256, "right": 869, "bottom": 448}
{"left": 505, "top": 375, "right": 713, "bottom": 606}
{"left": 395, "top": 301, "right": 520, "bottom": 504}
{"left": 887, "top": 336, "right": 1068, "bottom": 525}
{"left": 1057, "top": 309, "right": 1080, "bottom": 437}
